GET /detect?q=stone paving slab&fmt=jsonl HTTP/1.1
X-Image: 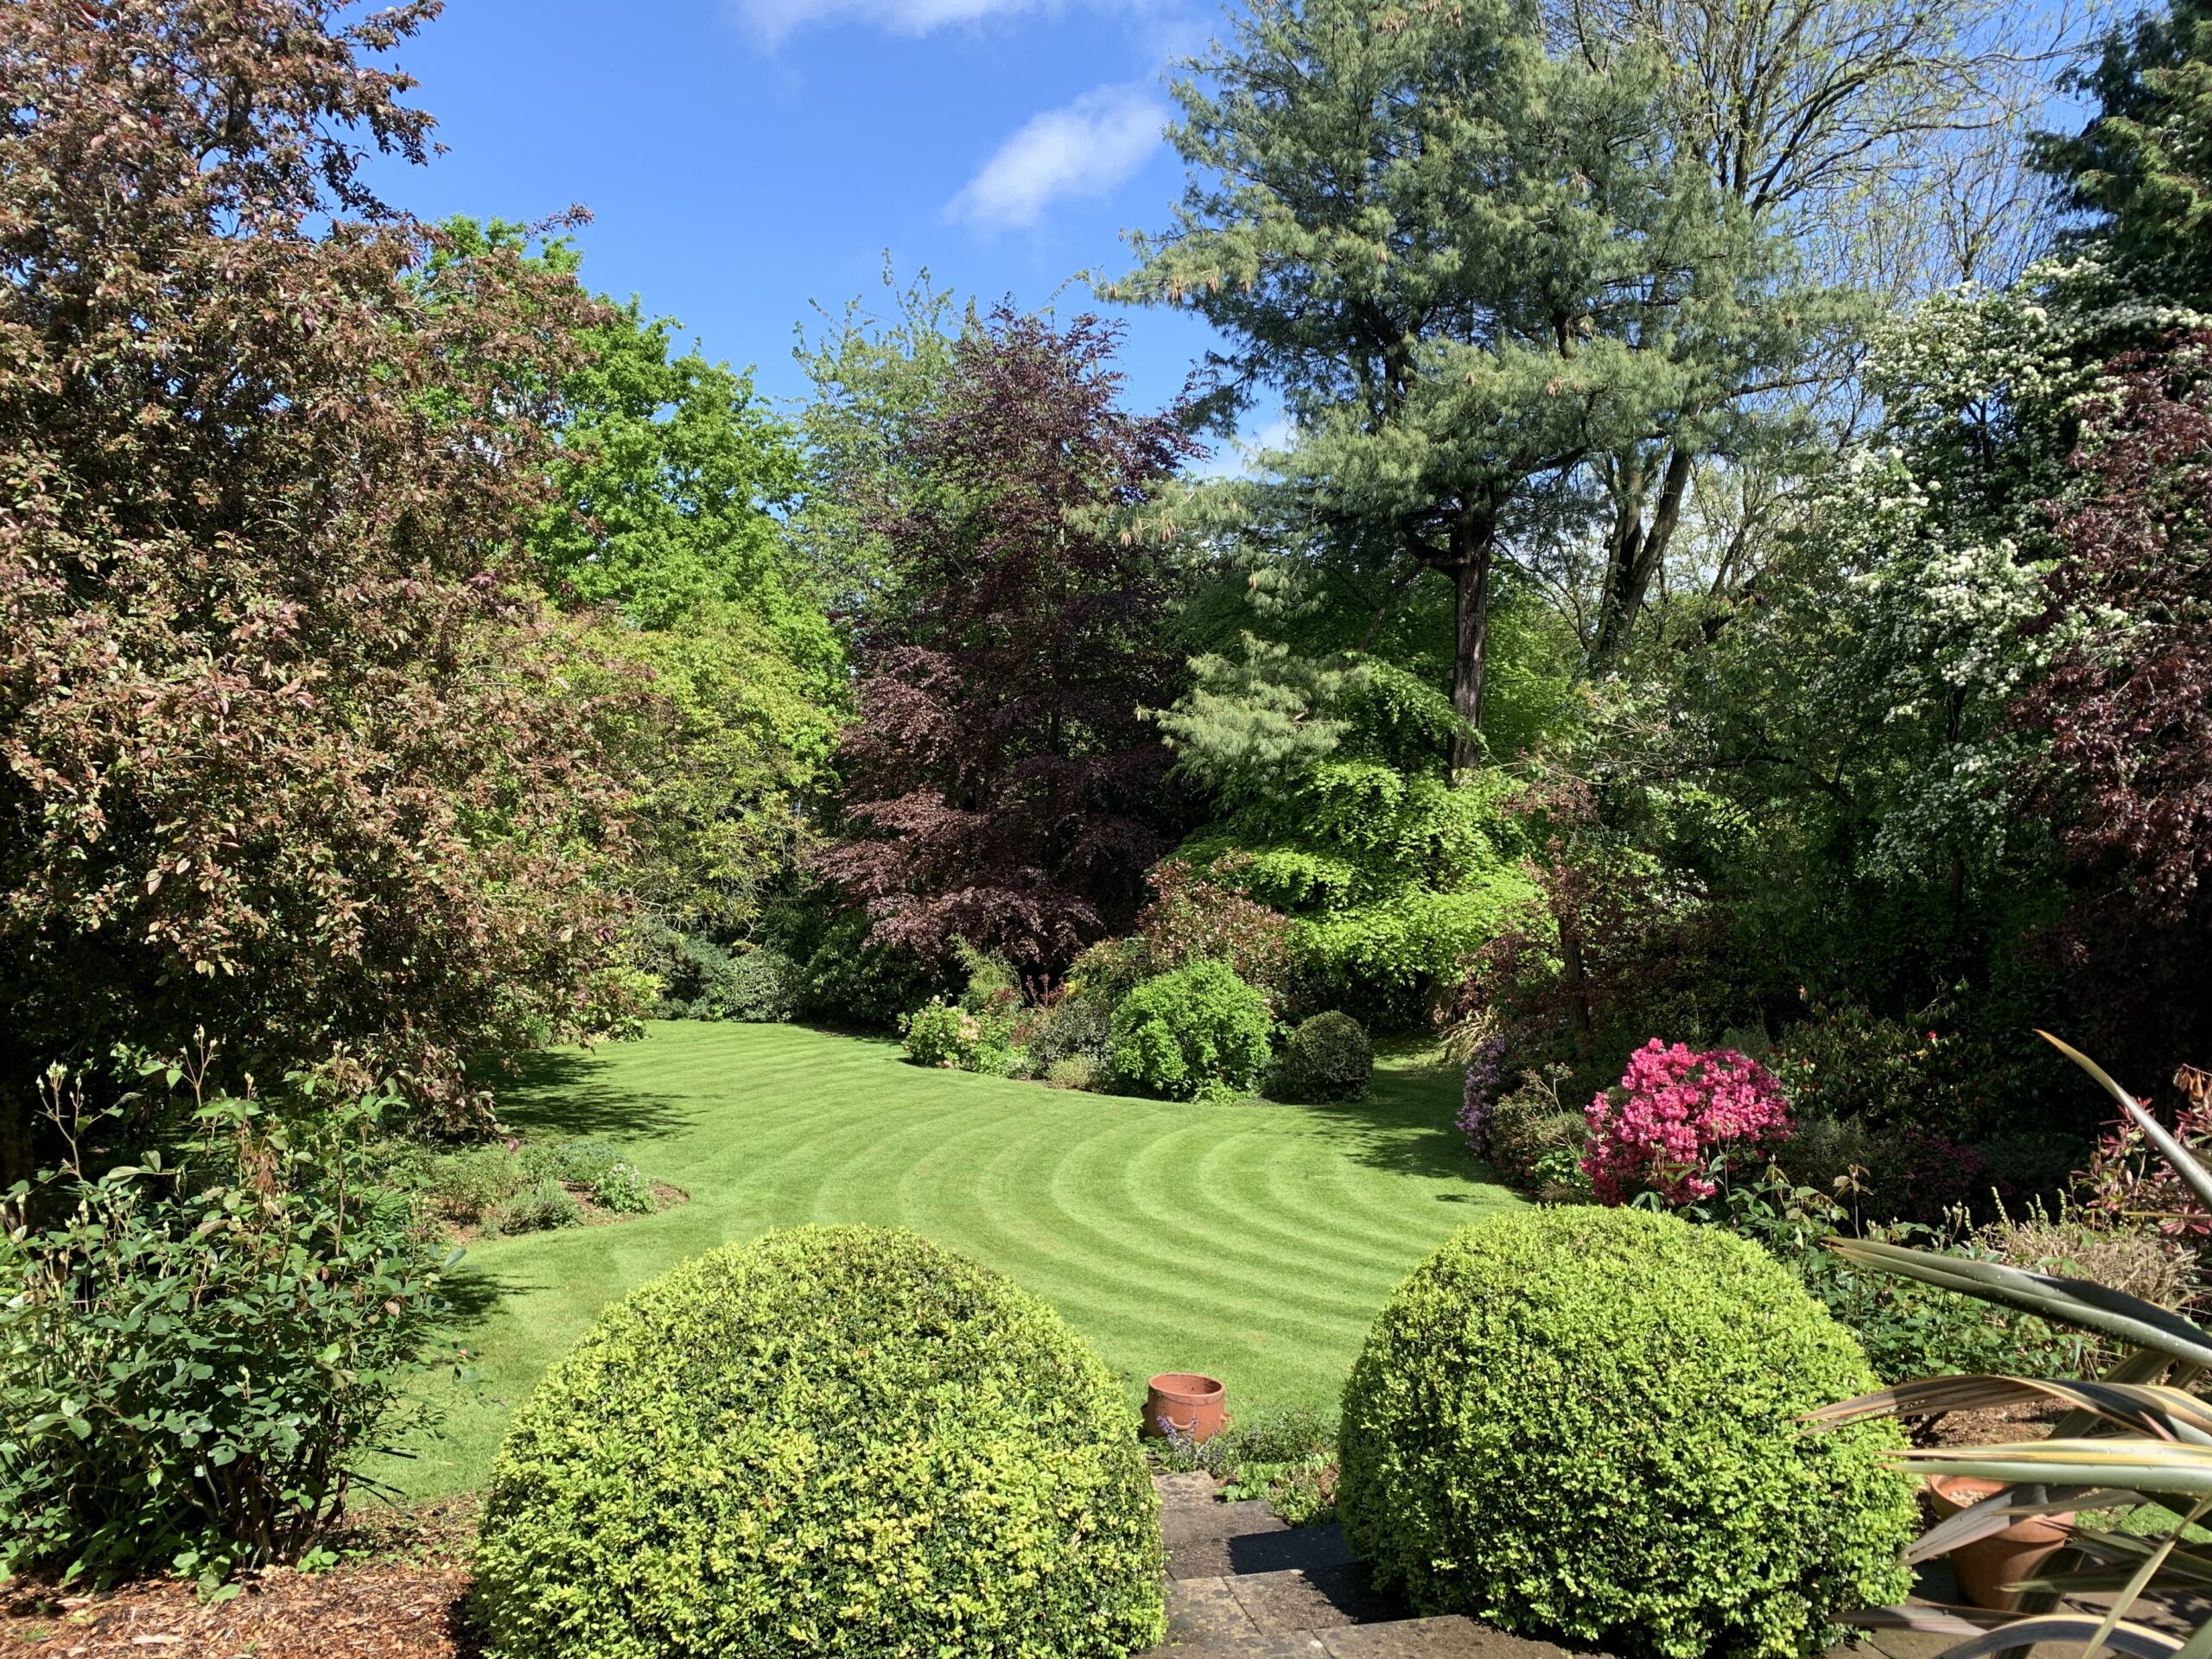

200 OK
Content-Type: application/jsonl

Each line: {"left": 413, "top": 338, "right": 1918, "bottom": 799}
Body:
{"left": 1319, "top": 1617, "right": 1576, "bottom": 1659}
{"left": 1171, "top": 1519, "right": 1357, "bottom": 1580}
{"left": 1229, "top": 1564, "right": 1400, "bottom": 1633}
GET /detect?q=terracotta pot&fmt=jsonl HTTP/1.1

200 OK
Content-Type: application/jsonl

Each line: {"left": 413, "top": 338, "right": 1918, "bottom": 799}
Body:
{"left": 1144, "top": 1372, "right": 1228, "bottom": 1444}
{"left": 1927, "top": 1474, "right": 2075, "bottom": 1611}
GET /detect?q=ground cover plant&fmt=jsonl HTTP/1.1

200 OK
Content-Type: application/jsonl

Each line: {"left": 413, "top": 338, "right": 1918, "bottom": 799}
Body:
{"left": 407, "top": 1136, "right": 668, "bottom": 1236}
{"left": 380, "top": 1020, "right": 1512, "bottom": 1498}
{"left": 1150, "top": 1405, "right": 1342, "bottom": 1526}
{"left": 1338, "top": 1207, "right": 1918, "bottom": 1659}
{"left": 474, "top": 1224, "right": 1164, "bottom": 1659}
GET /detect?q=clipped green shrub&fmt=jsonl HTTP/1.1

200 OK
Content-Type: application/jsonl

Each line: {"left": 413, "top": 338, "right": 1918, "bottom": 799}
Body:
{"left": 1277, "top": 1011, "right": 1372, "bottom": 1101}
{"left": 721, "top": 946, "right": 803, "bottom": 1022}
{"left": 1109, "top": 960, "right": 1273, "bottom": 1101}
{"left": 474, "top": 1225, "right": 1165, "bottom": 1659}
{"left": 1338, "top": 1207, "right": 1915, "bottom": 1659}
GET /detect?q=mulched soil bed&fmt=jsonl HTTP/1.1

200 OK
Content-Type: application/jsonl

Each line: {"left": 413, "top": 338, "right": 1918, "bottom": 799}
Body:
{"left": 1, "top": 1503, "right": 480, "bottom": 1659}
{"left": 1913, "top": 1398, "right": 2064, "bottom": 1447}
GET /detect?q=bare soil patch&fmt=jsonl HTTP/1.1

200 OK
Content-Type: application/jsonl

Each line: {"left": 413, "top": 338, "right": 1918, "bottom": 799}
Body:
{"left": 1, "top": 1503, "right": 480, "bottom": 1659}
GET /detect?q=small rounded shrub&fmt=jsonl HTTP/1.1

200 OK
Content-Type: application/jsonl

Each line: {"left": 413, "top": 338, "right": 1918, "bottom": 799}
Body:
{"left": 1109, "top": 959, "right": 1273, "bottom": 1101}
{"left": 1278, "top": 1011, "right": 1372, "bottom": 1101}
{"left": 721, "top": 945, "right": 802, "bottom": 1022}
{"left": 1338, "top": 1207, "right": 1915, "bottom": 1659}
{"left": 900, "top": 996, "right": 986, "bottom": 1068}
{"left": 591, "top": 1160, "right": 654, "bottom": 1215}
{"left": 474, "top": 1225, "right": 1165, "bottom": 1659}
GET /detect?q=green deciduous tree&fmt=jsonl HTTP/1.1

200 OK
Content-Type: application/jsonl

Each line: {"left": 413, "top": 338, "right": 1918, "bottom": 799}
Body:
{"left": 433, "top": 220, "right": 845, "bottom": 946}
{"left": 0, "top": 1, "right": 645, "bottom": 1163}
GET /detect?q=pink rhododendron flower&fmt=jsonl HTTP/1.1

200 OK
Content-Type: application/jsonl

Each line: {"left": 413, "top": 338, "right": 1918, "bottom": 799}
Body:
{"left": 1581, "top": 1039, "right": 1794, "bottom": 1205}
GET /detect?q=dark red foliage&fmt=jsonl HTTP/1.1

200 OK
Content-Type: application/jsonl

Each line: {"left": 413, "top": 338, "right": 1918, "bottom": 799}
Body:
{"left": 817, "top": 309, "right": 1197, "bottom": 973}
{"left": 1132, "top": 855, "right": 1294, "bottom": 990}
{"left": 0, "top": 1, "right": 643, "bottom": 1158}
{"left": 2016, "top": 334, "right": 2212, "bottom": 1077}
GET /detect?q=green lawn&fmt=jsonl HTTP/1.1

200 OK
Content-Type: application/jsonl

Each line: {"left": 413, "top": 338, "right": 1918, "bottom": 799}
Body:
{"left": 388, "top": 1020, "right": 1518, "bottom": 1498}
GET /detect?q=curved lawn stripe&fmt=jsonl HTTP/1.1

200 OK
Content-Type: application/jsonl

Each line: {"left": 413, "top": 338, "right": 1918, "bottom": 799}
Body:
{"left": 382, "top": 1022, "right": 1516, "bottom": 1497}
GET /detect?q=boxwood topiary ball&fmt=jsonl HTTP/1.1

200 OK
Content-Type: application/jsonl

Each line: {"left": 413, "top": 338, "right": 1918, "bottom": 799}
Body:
{"left": 473, "top": 1225, "right": 1166, "bottom": 1658}
{"left": 1281, "top": 1011, "right": 1373, "bottom": 1101}
{"left": 1338, "top": 1206, "right": 1916, "bottom": 1659}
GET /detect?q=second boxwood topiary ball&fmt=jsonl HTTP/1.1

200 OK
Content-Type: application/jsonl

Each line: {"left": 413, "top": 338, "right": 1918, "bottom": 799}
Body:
{"left": 1338, "top": 1206, "right": 1916, "bottom": 1659}
{"left": 1280, "top": 1011, "right": 1373, "bottom": 1101}
{"left": 472, "top": 1225, "right": 1165, "bottom": 1659}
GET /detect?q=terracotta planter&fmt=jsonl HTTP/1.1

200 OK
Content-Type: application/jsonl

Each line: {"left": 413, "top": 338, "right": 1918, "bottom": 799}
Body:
{"left": 1927, "top": 1474, "right": 2076, "bottom": 1611}
{"left": 1144, "top": 1372, "right": 1228, "bottom": 1444}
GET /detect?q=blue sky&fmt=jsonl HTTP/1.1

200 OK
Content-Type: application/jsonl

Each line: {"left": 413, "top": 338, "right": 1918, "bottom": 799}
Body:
{"left": 362, "top": 0, "right": 1239, "bottom": 429}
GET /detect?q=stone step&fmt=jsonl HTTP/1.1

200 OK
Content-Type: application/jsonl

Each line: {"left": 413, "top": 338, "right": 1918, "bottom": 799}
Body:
{"left": 1142, "top": 1610, "right": 1580, "bottom": 1659}
{"left": 1142, "top": 1472, "right": 1582, "bottom": 1659}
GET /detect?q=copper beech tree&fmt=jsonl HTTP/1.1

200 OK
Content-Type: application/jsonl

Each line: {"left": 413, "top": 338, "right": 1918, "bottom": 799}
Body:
{"left": 0, "top": 0, "right": 645, "bottom": 1166}
{"left": 817, "top": 310, "right": 1198, "bottom": 976}
{"left": 2018, "top": 334, "right": 2212, "bottom": 1078}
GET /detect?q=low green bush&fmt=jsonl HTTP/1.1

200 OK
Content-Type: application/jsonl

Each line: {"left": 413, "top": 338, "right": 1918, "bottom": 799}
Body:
{"left": 1338, "top": 1207, "right": 1916, "bottom": 1659}
{"left": 1021, "top": 988, "right": 1115, "bottom": 1072}
{"left": 0, "top": 1084, "right": 450, "bottom": 1584}
{"left": 592, "top": 1160, "right": 655, "bottom": 1215}
{"left": 486, "top": 1178, "right": 582, "bottom": 1236}
{"left": 1275, "top": 1011, "right": 1372, "bottom": 1101}
{"left": 1109, "top": 960, "right": 1274, "bottom": 1101}
{"left": 474, "top": 1225, "right": 1165, "bottom": 1659}
{"left": 721, "top": 946, "right": 803, "bottom": 1022}
{"left": 900, "top": 997, "right": 993, "bottom": 1069}
{"left": 418, "top": 1137, "right": 662, "bottom": 1232}
{"left": 1046, "top": 1054, "right": 1103, "bottom": 1091}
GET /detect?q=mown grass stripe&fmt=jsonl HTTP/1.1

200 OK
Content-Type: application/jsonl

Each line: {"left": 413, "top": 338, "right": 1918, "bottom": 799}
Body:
{"left": 382, "top": 1021, "right": 1514, "bottom": 1497}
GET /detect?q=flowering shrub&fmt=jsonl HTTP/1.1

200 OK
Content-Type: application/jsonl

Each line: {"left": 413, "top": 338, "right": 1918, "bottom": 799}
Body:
{"left": 1457, "top": 1034, "right": 1507, "bottom": 1159}
{"left": 901, "top": 999, "right": 988, "bottom": 1069}
{"left": 1582, "top": 1041, "right": 1794, "bottom": 1205}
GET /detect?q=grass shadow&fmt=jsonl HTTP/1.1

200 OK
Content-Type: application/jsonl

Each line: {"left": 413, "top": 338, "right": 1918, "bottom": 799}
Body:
{"left": 1289, "top": 1050, "right": 1506, "bottom": 1187}
{"left": 439, "top": 1266, "right": 550, "bottom": 1332}
{"left": 492, "top": 1046, "right": 698, "bottom": 1141}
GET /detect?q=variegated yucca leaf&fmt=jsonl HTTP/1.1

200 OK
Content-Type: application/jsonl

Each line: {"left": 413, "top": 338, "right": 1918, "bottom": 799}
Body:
{"left": 1819, "top": 1037, "right": 2212, "bottom": 1659}
{"left": 1821, "top": 1237, "right": 2212, "bottom": 1370}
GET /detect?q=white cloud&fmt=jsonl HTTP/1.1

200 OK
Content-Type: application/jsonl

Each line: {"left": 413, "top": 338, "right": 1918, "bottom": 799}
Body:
{"left": 732, "top": 0, "right": 1039, "bottom": 42}
{"left": 946, "top": 84, "right": 1167, "bottom": 231}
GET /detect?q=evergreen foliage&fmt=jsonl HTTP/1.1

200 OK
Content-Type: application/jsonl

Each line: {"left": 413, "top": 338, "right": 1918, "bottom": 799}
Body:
{"left": 1338, "top": 1208, "right": 1916, "bottom": 1659}
{"left": 473, "top": 1226, "right": 1166, "bottom": 1659}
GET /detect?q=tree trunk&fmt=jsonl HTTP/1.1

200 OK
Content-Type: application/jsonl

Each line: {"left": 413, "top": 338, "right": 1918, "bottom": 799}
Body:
{"left": 1449, "top": 530, "right": 1493, "bottom": 776}
{"left": 1590, "top": 443, "right": 1694, "bottom": 671}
